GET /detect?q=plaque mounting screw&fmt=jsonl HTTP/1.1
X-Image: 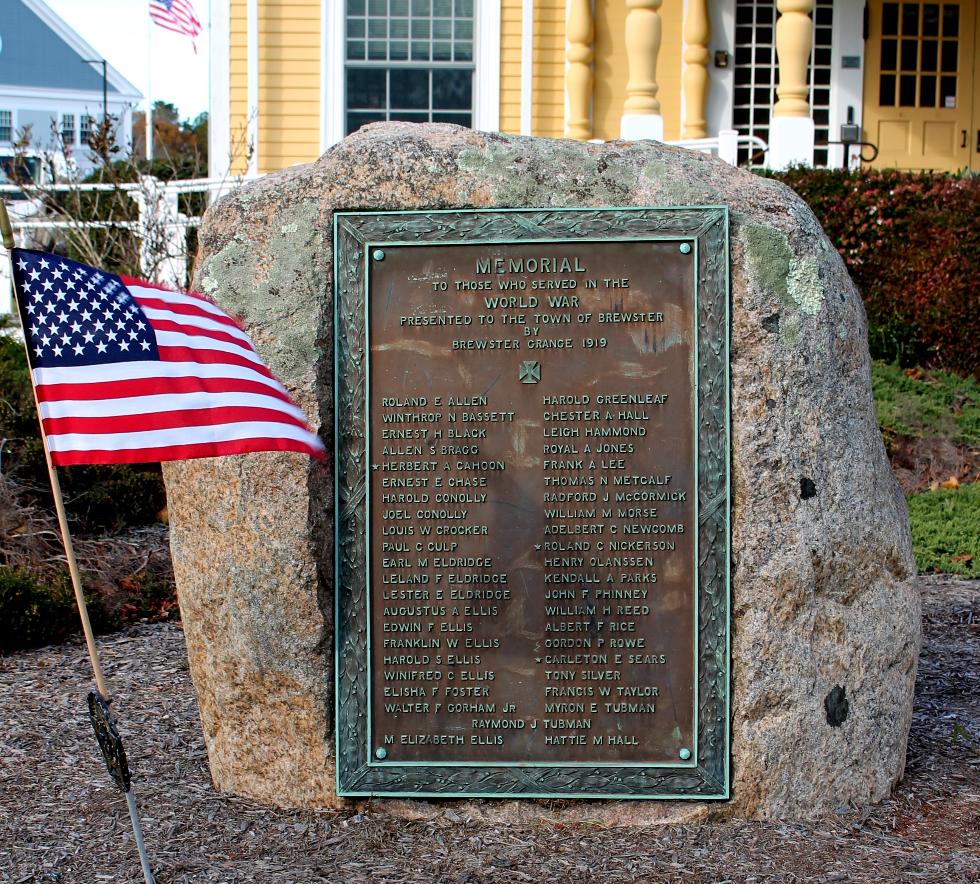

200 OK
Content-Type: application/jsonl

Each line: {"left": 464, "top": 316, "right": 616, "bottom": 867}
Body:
{"left": 375, "top": 747, "right": 388, "bottom": 760}
{"left": 679, "top": 747, "right": 692, "bottom": 760}
{"left": 679, "top": 243, "right": 692, "bottom": 255}
{"left": 372, "top": 249, "right": 385, "bottom": 261}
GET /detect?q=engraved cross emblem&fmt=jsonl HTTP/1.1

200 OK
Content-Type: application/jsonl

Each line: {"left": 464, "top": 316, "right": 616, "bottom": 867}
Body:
{"left": 519, "top": 360, "right": 541, "bottom": 384}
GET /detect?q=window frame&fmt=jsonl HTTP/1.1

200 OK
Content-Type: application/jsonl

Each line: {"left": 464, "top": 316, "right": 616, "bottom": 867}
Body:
{"left": 321, "top": 0, "right": 499, "bottom": 151}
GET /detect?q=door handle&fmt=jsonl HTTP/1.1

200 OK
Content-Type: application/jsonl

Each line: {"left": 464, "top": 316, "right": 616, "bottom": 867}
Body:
{"left": 977, "top": 130, "right": 980, "bottom": 152}
{"left": 961, "top": 130, "right": 968, "bottom": 148}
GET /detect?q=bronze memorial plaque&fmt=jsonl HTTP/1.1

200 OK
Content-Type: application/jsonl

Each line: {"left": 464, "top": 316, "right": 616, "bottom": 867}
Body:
{"left": 335, "top": 208, "right": 730, "bottom": 799}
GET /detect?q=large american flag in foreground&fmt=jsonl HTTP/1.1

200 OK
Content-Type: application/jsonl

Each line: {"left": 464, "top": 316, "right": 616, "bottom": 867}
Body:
{"left": 149, "top": 0, "right": 202, "bottom": 42}
{"left": 11, "top": 249, "right": 325, "bottom": 466}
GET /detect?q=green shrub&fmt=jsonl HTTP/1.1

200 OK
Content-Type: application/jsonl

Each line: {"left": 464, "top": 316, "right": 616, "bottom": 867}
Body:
{"left": 0, "top": 566, "right": 75, "bottom": 653}
{"left": 0, "top": 565, "right": 126, "bottom": 654}
{"left": 907, "top": 484, "right": 980, "bottom": 577}
{"left": 767, "top": 169, "right": 980, "bottom": 377}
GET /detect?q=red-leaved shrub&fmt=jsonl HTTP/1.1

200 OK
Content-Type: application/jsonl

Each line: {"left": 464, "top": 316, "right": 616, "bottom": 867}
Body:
{"left": 768, "top": 168, "right": 979, "bottom": 377}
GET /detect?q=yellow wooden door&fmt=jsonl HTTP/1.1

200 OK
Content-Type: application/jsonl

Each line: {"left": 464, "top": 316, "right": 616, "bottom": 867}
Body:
{"left": 863, "top": 0, "right": 977, "bottom": 170}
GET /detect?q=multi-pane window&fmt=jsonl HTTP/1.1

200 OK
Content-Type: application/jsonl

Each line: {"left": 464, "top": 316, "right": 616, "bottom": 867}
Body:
{"left": 879, "top": 3, "right": 960, "bottom": 109}
{"left": 0, "top": 111, "right": 12, "bottom": 142}
{"left": 732, "top": 0, "right": 834, "bottom": 167}
{"left": 345, "top": 0, "right": 475, "bottom": 135}
{"left": 80, "top": 115, "right": 94, "bottom": 145}
{"left": 61, "top": 113, "right": 76, "bottom": 146}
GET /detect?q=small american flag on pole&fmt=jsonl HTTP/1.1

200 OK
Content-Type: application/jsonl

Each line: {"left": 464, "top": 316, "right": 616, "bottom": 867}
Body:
{"left": 11, "top": 249, "right": 325, "bottom": 466}
{"left": 149, "top": 0, "right": 202, "bottom": 43}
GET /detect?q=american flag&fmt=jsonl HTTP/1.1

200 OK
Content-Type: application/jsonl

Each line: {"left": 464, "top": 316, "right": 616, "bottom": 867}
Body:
{"left": 11, "top": 249, "right": 325, "bottom": 466}
{"left": 149, "top": 0, "right": 202, "bottom": 42}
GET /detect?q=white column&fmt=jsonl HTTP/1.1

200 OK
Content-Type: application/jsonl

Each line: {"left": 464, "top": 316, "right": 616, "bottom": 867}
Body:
{"left": 769, "top": 0, "right": 815, "bottom": 169}
{"left": 717, "top": 128, "right": 739, "bottom": 165}
{"left": 520, "top": 0, "right": 535, "bottom": 135}
{"left": 621, "top": 0, "right": 664, "bottom": 141}
{"left": 209, "top": 0, "right": 231, "bottom": 177}
{"left": 474, "top": 0, "right": 502, "bottom": 132}
{"left": 321, "top": 0, "right": 346, "bottom": 151}
{"left": 247, "top": 0, "right": 260, "bottom": 174}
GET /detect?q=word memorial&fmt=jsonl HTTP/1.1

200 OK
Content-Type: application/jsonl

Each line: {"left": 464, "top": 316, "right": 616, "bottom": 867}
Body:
{"left": 335, "top": 208, "right": 730, "bottom": 799}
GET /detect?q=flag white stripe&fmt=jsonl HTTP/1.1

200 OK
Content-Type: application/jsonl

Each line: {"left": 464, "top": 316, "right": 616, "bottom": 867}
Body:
{"left": 141, "top": 305, "right": 254, "bottom": 345}
{"left": 33, "top": 360, "right": 287, "bottom": 394}
{"left": 153, "top": 330, "right": 264, "bottom": 365}
{"left": 38, "top": 390, "right": 308, "bottom": 423}
{"left": 130, "top": 286, "right": 237, "bottom": 321}
{"left": 46, "top": 420, "right": 317, "bottom": 453}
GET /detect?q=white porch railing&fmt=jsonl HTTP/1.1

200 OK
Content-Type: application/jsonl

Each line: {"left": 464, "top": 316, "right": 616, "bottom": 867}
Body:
{"left": 666, "top": 129, "right": 768, "bottom": 166}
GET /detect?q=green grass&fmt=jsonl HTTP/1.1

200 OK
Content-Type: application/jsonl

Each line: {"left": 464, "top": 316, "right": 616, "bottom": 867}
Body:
{"left": 870, "top": 361, "right": 980, "bottom": 577}
{"left": 871, "top": 360, "right": 980, "bottom": 445}
{"left": 906, "top": 483, "right": 980, "bottom": 577}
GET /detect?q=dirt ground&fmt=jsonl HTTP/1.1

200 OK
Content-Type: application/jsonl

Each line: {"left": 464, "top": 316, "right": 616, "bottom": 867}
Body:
{"left": 0, "top": 575, "right": 977, "bottom": 884}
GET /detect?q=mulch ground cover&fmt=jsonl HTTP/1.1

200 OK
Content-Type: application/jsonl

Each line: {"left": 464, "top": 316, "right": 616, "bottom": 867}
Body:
{"left": 0, "top": 575, "right": 977, "bottom": 883}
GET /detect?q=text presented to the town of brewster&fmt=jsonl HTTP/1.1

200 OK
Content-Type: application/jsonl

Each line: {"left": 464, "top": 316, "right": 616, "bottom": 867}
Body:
{"left": 367, "top": 239, "right": 698, "bottom": 765}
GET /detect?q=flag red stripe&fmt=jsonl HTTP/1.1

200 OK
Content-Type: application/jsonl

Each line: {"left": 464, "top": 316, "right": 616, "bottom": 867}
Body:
{"left": 133, "top": 295, "right": 244, "bottom": 332}
{"left": 34, "top": 374, "right": 294, "bottom": 405}
{"left": 157, "top": 345, "right": 279, "bottom": 380}
{"left": 51, "top": 436, "right": 323, "bottom": 466}
{"left": 149, "top": 317, "right": 250, "bottom": 350}
{"left": 42, "top": 405, "right": 311, "bottom": 437}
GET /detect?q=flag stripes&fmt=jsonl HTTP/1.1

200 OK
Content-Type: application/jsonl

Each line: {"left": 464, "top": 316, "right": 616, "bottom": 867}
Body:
{"left": 149, "top": 0, "right": 202, "bottom": 41}
{"left": 12, "top": 249, "right": 324, "bottom": 466}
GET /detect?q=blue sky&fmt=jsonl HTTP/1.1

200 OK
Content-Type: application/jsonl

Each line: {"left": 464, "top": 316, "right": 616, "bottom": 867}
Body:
{"left": 45, "top": 0, "right": 210, "bottom": 120}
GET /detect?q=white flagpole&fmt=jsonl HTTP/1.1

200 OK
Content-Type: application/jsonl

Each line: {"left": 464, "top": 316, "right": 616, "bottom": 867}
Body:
{"left": 0, "top": 200, "right": 155, "bottom": 884}
{"left": 146, "top": 12, "right": 154, "bottom": 161}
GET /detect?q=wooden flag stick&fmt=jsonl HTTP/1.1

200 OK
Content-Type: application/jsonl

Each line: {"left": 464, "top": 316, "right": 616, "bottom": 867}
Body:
{"left": 0, "top": 200, "right": 109, "bottom": 699}
{"left": 1, "top": 200, "right": 155, "bottom": 884}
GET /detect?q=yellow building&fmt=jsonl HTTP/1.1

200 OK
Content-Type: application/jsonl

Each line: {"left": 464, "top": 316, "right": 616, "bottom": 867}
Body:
{"left": 208, "top": 1, "right": 980, "bottom": 176}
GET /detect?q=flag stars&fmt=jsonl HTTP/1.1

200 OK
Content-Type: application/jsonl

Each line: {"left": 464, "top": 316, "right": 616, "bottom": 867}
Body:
{"left": 96, "top": 341, "right": 108, "bottom": 354}
{"left": 72, "top": 343, "right": 85, "bottom": 356}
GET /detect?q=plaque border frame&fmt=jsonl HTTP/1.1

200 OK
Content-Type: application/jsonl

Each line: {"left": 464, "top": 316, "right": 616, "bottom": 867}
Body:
{"left": 334, "top": 207, "right": 730, "bottom": 800}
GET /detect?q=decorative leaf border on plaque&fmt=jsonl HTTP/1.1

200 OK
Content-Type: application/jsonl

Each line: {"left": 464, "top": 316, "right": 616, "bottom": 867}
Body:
{"left": 334, "top": 208, "right": 730, "bottom": 799}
